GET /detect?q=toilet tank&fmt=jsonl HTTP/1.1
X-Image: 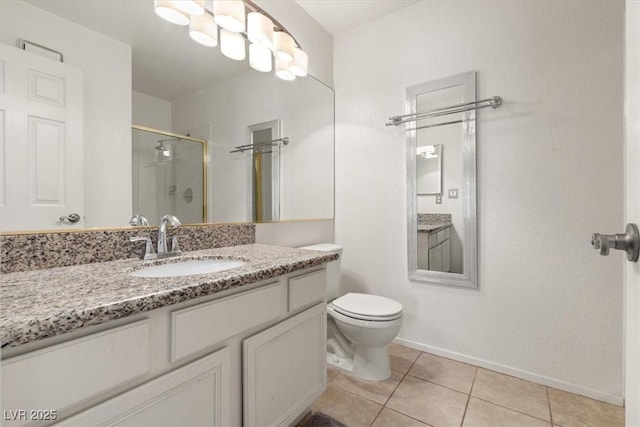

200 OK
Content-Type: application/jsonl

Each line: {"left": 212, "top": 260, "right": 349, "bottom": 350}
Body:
{"left": 299, "top": 243, "right": 343, "bottom": 300}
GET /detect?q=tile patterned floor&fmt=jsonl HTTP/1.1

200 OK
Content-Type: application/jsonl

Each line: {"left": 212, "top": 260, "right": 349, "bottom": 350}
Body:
{"left": 310, "top": 343, "right": 624, "bottom": 427}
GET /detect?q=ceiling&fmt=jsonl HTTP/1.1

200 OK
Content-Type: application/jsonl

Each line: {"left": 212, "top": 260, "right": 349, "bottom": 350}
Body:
{"left": 294, "top": 0, "right": 419, "bottom": 35}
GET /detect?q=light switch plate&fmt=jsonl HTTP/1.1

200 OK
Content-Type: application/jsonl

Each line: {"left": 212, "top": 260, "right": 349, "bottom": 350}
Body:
{"left": 436, "top": 195, "right": 442, "bottom": 204}
{"left": 448, "top": 188, "right": 458, "bottom": 199}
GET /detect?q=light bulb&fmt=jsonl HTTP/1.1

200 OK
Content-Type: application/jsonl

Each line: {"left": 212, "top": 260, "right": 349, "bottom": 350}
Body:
{"left": 190, "top": 13, "right": 218, "bottom": 46}
{"left": 171, "top": 0, "right": 205, "bottom": 16}
{"left": 275, "top": 58, "right": 296, "bottom": 81}
{"left": 288, "top": 48, "right": 308, "bottom": 76}
{"left": 249, "top": 44, "right": 272, "bottom": 72}
{"left": 247, "top": 12, "right": 273, "bottom": 49}
{"left": 154, "top": 0, "right": 190, "bottom": 25}
{"left": 220, "top": 29, "right": 245, "bottom": 60}
{"left": 213, "top": 0, "right": 245, "bottom": 32}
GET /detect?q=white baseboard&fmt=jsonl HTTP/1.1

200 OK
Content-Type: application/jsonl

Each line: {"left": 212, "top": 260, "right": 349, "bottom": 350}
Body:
{"left": 393, "top": 337, "right": 624, "bottom": 407}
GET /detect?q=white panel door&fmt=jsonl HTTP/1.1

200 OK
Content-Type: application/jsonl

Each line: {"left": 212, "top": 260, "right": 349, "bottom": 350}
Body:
{"left": 625, "top": 1, "right": 640, "bottom": 423}
{"left": 0, "top": 43, "right": 83, "bottom": 231}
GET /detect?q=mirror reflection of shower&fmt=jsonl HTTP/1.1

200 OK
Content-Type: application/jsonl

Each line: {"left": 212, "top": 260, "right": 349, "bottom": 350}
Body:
{"left": 132, "top": 126, "right": 207, "bottom": 225}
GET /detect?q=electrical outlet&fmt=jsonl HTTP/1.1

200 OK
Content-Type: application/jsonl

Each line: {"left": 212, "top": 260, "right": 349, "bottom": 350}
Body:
{"left": 448, "top": 188, "right": 458, "bottom": 199}
{"left": 436, "top": 195, "right": 442, "bottom": 204}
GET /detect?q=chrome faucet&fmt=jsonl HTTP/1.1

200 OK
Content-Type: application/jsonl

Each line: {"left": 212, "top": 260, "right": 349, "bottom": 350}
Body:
{"left": 129, "top": 213, "right": 149, "bottom": 227}
{"left": 157, "top": 214, "right": 182, "bottom": 256}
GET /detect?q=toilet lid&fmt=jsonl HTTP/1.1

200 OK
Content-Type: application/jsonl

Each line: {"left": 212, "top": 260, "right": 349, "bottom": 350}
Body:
{"left": 332, "top": 293, "right": 403, "bottom": 320}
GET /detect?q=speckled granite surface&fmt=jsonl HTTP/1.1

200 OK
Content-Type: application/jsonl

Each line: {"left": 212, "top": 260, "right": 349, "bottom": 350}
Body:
{"left": 417, "top": 222, "right": 452, "bottom": 232}
{"left": 417, "top": 213, "right": 452, "bottom": 225}
{"left": 0, "top": 244, "right": 337, "bottom": 349}
{"left": 417, "top": 213, "right": 452, "bottom": 232}
{"left": 0, "top": 224, "right": 255, "bottom": 274}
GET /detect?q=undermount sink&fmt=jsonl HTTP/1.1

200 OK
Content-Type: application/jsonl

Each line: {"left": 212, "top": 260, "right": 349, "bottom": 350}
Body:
{"left": 130, "top": 259, "right": 246, "bottom": 278}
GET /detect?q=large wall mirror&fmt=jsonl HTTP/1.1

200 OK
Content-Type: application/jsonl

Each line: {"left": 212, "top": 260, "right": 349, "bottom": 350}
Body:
{"left": 0, "top": 0, "right": 334, "bottom": 233}
{"left": 407, "top": 71, "right": 477, "bottom": 288}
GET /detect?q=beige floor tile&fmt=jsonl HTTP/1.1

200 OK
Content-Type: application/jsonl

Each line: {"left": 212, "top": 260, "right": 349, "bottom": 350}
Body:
{"left": 386, "top": 375, "right": 468, "bottom": 426}
{"left": 463, "top": 397, "right": 551, "bottom": 427}
{"left": 548, "top": 388, "right": 624, "bottom": 427}
{"left": 471, "top": 369, "right": 550, "bottom": 421}
{"left": 311, "top": 383, "right": 382, "bottom": 427}
{"left": 331, "top": 369, "right": 404, "bottom": 405}
{"left": 372, "top": 408, "right": 428, "bottom": 427}
{"left": 389, "top": 343, "right": 421, "bottom": 373}
{"left": 409, "top": 352, "right": 477, "bottom": 394}
{"left": 327, "top": 366, "right": 340, "bottom": 382}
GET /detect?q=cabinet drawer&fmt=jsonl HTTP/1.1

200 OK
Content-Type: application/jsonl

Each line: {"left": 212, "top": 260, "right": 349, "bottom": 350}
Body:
{"left": 288, "top": 269, "right": 326, "bottom": 312}
{"left": 56, "top": 347, "right": 232, "bottom": 427}
{"left": 171, "top": 282, "right": 285, "bottom": 361}
{"left": 444, "top": 226, "right": 450, "bottom": 240}
{"left": 2, "top": 320, "right": 150, "bottom": 421}
{"left": 436, "top": 229, "right": 446, "bottom": 244}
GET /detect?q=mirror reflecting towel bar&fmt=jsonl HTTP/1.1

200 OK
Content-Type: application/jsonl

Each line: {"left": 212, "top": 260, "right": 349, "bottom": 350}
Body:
{"left": 387, "top": 96, "right": 502, "bottom": 128}
{"left": 230, "top": 136, "right": 290, "bottom": 153}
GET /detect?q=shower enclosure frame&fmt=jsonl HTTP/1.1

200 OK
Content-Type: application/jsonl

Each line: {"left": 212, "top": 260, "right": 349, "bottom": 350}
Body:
{"left": 132, "top": 125, "right": 208, "bottom": 223}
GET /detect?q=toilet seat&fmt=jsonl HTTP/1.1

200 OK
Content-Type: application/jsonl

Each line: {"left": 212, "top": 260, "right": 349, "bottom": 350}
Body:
{"left": 331, "top": 293, "right": 403, "bottom": 322}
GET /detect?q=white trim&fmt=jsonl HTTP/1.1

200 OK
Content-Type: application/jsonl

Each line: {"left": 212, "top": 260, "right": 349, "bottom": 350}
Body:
{"left": 393, "top": 337, "right": 624, "bottom": 407}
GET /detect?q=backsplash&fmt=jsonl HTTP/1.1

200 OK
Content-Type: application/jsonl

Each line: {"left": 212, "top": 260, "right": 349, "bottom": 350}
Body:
{"left": 417, "top": 213, "right": 452, "bottom": 225}
{"left": 0, "top": 224, "right": 255, "bottom": 274}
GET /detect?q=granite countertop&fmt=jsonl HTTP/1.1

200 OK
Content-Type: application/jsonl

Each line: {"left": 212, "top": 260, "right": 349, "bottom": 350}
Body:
{"left": 0, "top": 244, "right": 337, "bottom": 349}
{"left": 417, "top": 221, "right": 452, "bottom": 232}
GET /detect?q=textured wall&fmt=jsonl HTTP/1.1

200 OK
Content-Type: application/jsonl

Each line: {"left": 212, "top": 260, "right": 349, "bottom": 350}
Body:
{"left": 334, "top": 1, "right": 624, "bottom": 402}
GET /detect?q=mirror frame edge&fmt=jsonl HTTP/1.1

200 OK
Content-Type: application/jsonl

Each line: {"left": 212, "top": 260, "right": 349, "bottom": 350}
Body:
{"left": 406, "top": 70, "right": 478, "bottom": 289}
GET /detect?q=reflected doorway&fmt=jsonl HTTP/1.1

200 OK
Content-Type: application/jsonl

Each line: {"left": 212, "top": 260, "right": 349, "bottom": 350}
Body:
{"left": 249, "top": 120, "right": 281, "bottom": 222}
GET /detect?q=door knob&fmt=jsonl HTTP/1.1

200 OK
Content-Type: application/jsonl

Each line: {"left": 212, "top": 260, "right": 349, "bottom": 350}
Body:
{"left": 59, "top": 213, "right": 81, "bottom": 224}
{"left": 591, "top": 223, "right": 639, "bottom": 262}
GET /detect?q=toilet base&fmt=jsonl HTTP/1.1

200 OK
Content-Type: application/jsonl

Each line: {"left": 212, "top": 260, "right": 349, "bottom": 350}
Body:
{"left": 326, "top": 345, "right": 392, "bottom": 381}
{"left": 327, "top": 351, "right": 354, "bottom": 373}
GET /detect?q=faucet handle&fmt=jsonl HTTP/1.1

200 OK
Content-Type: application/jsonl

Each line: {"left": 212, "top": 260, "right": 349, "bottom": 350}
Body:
{"left": 171, "top": 236, "right": 182, "bottom": 255}
{"left": 129, "top": 236, "right": 157, "bottom": 260}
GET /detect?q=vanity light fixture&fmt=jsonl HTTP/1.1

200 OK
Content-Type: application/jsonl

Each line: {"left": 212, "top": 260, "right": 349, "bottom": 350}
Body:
{"left": 172, "top": 0, "right": 205, "bottom": 16}
{"left": 213, "top": 0, "right": 246, "bottom": 32}
{"left": 154, "top": 0, "right": 190, "bottom": 26}
{"left": 189, "top": 13, "right": 218, "bottom": 46}
{"left": 153, "top": 0, "right": 308, "bottom": 81}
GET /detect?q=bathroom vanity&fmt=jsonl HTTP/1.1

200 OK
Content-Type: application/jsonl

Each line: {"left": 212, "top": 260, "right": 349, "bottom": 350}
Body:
{"left": 1, "top": 244, "right": 335, "bottom": 426}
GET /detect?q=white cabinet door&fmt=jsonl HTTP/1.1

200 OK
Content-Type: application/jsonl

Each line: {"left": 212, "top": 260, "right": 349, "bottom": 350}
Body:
{"left": 417, "top": 232, "right": 429, "bottom": 269}
{"left": 0, "top": 43, "right": 84, "bottom": 231}
{"left": 55, "top": 348, "right": 231, "bottom": 427}
{"left": 243, "top": 303, "right": 326, "bottom": 427}
{"left": 442, "top": 239, "right": 451, "bottom": 273}
{"left": 429, "top": 244, "right": 443, "bottom": 271}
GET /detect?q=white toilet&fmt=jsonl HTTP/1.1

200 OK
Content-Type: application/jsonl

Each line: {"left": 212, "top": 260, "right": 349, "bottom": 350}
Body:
{"left": 300, "top": 244, "right": 403, "bottom": 381}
